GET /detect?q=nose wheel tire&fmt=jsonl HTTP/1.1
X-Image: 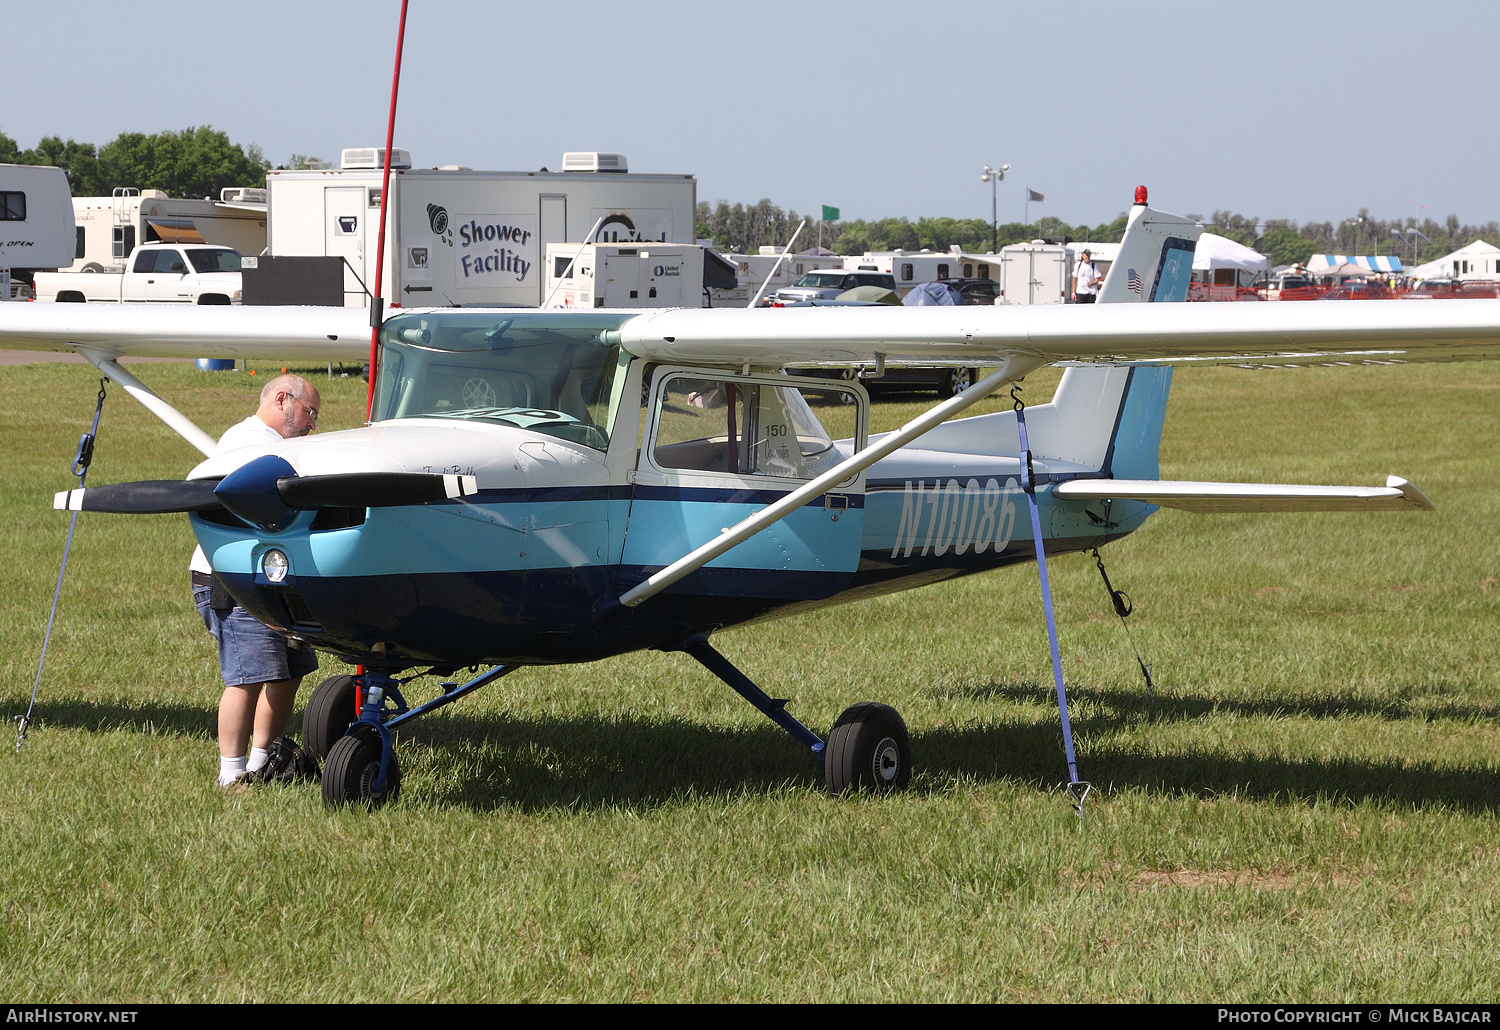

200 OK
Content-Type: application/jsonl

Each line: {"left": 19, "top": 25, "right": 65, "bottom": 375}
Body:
{"left": 322, "top": 724, "right": 401, "bottom": 808}
{"left": 303, "top": 674, "right": 358, "bottom": 759}
{"left": 825, "top": 702, "right": 911, "bottom": 795}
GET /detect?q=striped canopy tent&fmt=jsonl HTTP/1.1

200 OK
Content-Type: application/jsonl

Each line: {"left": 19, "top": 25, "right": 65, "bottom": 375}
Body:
{"left": 1307, "top": 254, "right": 1404, "bottom": 273}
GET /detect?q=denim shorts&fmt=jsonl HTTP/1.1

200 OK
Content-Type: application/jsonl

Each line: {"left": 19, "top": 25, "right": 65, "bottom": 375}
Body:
{"left": 193, "top": 583, "right": 318, "bottom": 688}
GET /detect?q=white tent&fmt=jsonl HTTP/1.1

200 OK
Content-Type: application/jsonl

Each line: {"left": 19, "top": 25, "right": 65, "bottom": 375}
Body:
{"left": 1409, "top": 240, "right": 1500, "bottom": 281}
{"left": 1193, "top": 233, "right": 1270, "bottom": 273}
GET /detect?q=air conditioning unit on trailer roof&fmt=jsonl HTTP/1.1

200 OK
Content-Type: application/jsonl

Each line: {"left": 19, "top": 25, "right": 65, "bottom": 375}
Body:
{"left": 341, "top": 147, "right": 412, "bottom": 170}
{"left": 562, "top": 152, "right": 628, "bottom": 173}
{"left": 220, "top": 187, "right": 268, "bottom": 204}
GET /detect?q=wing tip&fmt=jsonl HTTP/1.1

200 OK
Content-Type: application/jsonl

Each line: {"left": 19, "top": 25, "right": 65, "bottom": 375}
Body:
{"left": 1386, "top": 475, "right": 1435, "bottom": 511}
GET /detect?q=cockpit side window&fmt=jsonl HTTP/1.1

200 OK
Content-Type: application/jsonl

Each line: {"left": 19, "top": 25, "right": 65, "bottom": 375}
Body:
{"left": 651, "top": 374, "right": 860, "bottom": 481}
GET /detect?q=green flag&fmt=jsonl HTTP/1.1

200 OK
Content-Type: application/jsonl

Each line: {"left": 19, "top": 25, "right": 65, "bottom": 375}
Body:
{"left": 822, "top": 205, "right": 839, "bottom": 222}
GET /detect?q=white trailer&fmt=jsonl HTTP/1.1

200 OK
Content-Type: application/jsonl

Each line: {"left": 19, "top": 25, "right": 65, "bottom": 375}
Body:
{"left": 711, "top": 247, "right": 844, "bottom": 307}
{"left": 882, "top": 251, "right": 968, "bottom": 292}
{"left": 545, "top": 243, "right": 709, "bottom": 308}
{"left": 68, "top": 188, "right": 267, "bottom": 273}
{"left": 265, "top": 150, "right": 696, "bottom": 308}
{"left": 997, "top": 242, "right": 1074, "bottom": 305}
{"left": 1, "top": 164, "right": 74, "bottom": 300}
{"left": 841, "top": 248, "right": 998, "bottom": 295}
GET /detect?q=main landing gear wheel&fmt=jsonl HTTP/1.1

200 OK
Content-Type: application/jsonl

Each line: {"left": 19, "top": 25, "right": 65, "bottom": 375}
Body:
{"left": 322, "top": 724, "right": 401, "bottom": 808}
{"left": 825, "top": 702, "right": 911, "bottom": 795}
{"left": 303, "top": 674, "right": 358, "bottom": 759}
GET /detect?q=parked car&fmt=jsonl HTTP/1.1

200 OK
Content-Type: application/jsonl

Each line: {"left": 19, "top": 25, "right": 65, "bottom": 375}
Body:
{"left": 1266, "top": 274, "right": 1313, "bottom": 301}
{"left": 791, "top": 363, "right": 981, "bottom": 399}
{"left": 1319, "top": 278, "right": 1393, "bottom": 300}
{"left": 1457, "top": 280, "right": 1500, "bottom": 298}
{"left": 935, "top": 278, "right": 1001, "bottom": 305}
{"left": 1402, "top": 278, "right": 1461, "bottom": 299}
{"left": 771, "top": 270, "right": 899, "bottom": 305}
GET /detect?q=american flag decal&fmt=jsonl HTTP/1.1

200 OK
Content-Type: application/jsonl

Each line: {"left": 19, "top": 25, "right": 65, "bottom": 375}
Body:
{"left": 1127, "top": 268, "right": 1144, "bottom": 295}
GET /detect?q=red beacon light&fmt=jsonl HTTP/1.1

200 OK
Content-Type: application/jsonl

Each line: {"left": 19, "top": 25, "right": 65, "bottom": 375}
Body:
{"left": 1135, "top": 185, "right": 1148, "bottom": 205}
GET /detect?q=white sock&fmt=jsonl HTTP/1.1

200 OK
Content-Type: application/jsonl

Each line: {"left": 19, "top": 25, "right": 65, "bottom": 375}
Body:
{"left": 218, "top": 755, "right": 248, "bottom": 786}
{"left": 246, "top": 746, "right": 270, "bottom": 774}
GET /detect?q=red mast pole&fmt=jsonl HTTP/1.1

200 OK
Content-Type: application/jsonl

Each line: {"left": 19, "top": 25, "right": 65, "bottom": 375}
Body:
{"left": 366, "top": 0, "right": 411, "bottom": 419}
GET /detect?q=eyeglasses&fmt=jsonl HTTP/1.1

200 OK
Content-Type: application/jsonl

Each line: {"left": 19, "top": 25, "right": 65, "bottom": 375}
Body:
{"left": 283, "top": 393, "right": 318, "bottom": 422}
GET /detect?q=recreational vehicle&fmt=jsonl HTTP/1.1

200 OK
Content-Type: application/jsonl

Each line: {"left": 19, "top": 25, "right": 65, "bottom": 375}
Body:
{"left": 0, "top": 164, "right": 74, "bottom": 300}
{"left": 67, "top": 188, "right": 267, "bottom": 274}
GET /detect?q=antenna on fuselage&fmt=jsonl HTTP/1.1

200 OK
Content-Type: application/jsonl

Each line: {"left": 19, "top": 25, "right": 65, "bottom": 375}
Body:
{"left": 366, "top": 0, "right": 412, "bottom": 420}
{"left": 746, "top": 219, "right": 807, "bottom": 308}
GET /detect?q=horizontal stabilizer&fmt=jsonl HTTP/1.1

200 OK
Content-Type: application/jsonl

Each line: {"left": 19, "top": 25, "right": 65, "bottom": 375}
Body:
{"left": 1053, "top": 475, "right": 1434, "bottom": 513}
{"left": 54, "top": 480, "right": 224, "bottom": 514}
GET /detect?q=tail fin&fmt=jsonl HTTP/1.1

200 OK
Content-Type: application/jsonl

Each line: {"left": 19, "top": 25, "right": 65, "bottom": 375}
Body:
{"left": 1033, "top": 192, "right": 1200, "bottom": 473}
{"left": 915, "top": 194, "right": 1196, "bottom": 474}
{"left": 1095, "top": 190, "right": 1203, "bottom": 304}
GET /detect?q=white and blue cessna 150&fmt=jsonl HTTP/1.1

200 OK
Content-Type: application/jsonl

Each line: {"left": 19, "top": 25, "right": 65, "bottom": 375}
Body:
{"left": 7, "top": 191, "right": 1499, "bottom": 806}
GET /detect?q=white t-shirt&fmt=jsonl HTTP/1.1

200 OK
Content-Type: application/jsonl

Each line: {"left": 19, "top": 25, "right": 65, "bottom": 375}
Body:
{"left": 1075, "top": 260, "right": 1100, "bottom": 295}
{"left": 189, "top": 416, "right": 285, "bottom": 575}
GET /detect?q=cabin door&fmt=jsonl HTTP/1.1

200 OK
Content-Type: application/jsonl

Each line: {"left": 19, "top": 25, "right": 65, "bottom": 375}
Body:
{"left": 623, "top": 367, "right": 867, "bottom": 603}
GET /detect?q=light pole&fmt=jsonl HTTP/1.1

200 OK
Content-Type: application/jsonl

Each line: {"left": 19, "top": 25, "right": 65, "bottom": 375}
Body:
{"left": 980, "top": 163, "right": 1009, "bottom": 253}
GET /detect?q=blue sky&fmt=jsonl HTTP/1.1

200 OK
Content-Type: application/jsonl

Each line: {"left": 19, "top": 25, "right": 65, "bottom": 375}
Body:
{"left": 10, "top": 1, "right": 1491, "bottom": 231}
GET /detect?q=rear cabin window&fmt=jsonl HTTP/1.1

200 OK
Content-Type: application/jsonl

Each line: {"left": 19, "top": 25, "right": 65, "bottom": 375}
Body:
{"left": 0, "top": 192, "right": 25, "bottom": 220}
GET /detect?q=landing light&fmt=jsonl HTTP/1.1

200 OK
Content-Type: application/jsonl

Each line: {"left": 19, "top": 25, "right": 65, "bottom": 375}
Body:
{"left": 263, "top": 549, "right": 290, "bottom": 583}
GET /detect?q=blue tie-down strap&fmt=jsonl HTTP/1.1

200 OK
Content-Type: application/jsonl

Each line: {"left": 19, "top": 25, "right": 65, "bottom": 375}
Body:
{"left": 1014, "top": 396, "right": 1091, "bottom": 821}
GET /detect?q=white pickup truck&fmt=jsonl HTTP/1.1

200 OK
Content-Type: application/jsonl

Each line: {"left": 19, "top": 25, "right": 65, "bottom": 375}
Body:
{"left": 32, "top": 243, "right": 243, "bottom": 304}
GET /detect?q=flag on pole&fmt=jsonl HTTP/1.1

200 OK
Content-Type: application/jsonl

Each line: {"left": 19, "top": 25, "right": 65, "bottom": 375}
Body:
{"left": 1027, "top": 189, "right": 1046, "bottom": 203}
{"left": 822, "top": 205, "right": 839, "bottom": 221}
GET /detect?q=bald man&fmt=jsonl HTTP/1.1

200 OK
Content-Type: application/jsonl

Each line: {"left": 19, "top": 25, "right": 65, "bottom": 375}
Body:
{"left": 189, "top": 374, "right": 322, "bottom": 788}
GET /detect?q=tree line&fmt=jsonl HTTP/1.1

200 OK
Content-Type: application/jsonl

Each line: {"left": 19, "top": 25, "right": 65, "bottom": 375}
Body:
{"left": 7, "top": 127, "right": 1494, "bottom": 268}
{"left": 698, "top": 199, "right": 1500, "bottom": 269}
{"left": 1, "top": 127, "right": 275, "bottom": 200}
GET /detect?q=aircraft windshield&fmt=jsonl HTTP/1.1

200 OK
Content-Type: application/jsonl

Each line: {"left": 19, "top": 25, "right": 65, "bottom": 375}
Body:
{"left": 373, "top": 311, "right": 632, "bottom": 451}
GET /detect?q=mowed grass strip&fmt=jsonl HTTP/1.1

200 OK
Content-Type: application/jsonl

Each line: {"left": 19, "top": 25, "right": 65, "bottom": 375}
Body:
{"left": 0, "top": 357, "right": 1496, "bottom": 1001}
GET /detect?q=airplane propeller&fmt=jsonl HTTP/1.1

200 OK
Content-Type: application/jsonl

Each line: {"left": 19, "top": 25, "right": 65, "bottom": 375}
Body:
{"left": 54, "top": 454, "right": 479, "bottom": 530}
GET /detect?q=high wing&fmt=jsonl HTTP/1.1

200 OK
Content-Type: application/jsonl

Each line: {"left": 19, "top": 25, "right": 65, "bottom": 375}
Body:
{"left": 0, "top": 304, "right": 370, "bottom": 456}
{"left": 612, "top": 300, "right": 1500, "bottom": 379}
{"left": 0, "top": 303, "right": 368, "bottom": 361}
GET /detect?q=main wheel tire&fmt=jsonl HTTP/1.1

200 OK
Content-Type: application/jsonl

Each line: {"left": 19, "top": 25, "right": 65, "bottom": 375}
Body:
{"left": 825, "top": 702, "right": 912, "bottom": 795}
{"left": 322, "top": 724, "right": 401, "bottom": 808}
{"left": 303, "top": 674, "right": 358, "bottom": 759}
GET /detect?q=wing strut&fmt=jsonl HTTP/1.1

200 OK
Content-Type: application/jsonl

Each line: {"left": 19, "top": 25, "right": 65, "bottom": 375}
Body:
{"left": 1014, "top": 386, "right": 1091, "bottom": 821}
{"left": 616, "top": 355, "right": 1040, "bottom": 609}
{"left": 77, "top": 348, "right": 216, "bottom": 457}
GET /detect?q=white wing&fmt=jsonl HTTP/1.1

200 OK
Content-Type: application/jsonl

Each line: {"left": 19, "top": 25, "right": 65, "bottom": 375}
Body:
{"left": 0, "top": 303, "right": 369, "bottom": 360}
{"left": 614, "top": 300, "right": 1500, "bottom": 377}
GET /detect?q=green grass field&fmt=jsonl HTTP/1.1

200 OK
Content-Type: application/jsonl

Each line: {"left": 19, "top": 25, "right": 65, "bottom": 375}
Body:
{"left": 1, "top": 355, "right": 1496, "bottom": 1002}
